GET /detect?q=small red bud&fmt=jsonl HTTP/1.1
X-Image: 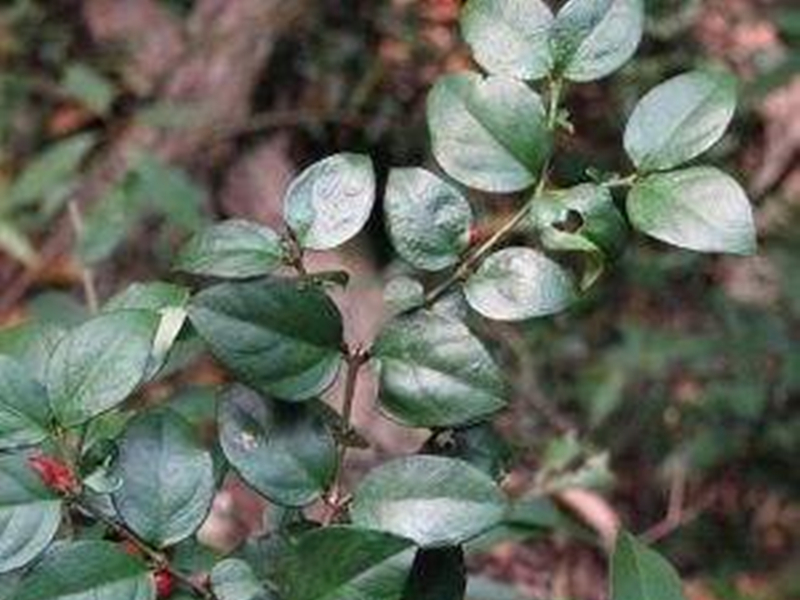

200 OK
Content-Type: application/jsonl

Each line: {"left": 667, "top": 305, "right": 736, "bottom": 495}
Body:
{"left": 153, "top": 569, "right": 174, "bottom": 599}
{"left": 28, "top": 454, "right": 80, "bottom": 495}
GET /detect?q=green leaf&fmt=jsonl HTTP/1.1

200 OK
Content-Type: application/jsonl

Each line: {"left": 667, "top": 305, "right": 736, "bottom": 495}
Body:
{"left": 112, "top": 409, "right": 214, "bottom": 547}
{"left": 383, "top": 277, "right": 425, "bottom": 315}
{"left": 627, "top": 167, "right": 756, "bottom": 255}
{"left": 0, "top": 454, "right": 62, "bottom": 573}
{"left": 61, "top": 63, "right": 115, "bottom": 116}
{"left": 0, "top": 357, "right": 51, "bottom": 450}
{"left": 461, "top": 0, "right": 554, "bottom": 80}
{"left": 188, "top": 279, "right": 343, "bottom": 401}
{"left": 218, "top": 385, "right": 335, "bottom": 507}
{"left": 552, "top": 0, "right": 644, "bottom": 82}
{"left": 423, "top": 424, "right": 511, "bottom": 481}
{"left": 278, "top": 526, "right": 415, "bottom": 600}
{"left": 351, "top": 455, "right": 506, "bottom": 547}
{"left": 78, "top": 182, "right": 144, "bottom": 265}
{"left": 9, "top": 540, "right": 155, "bottom": 600}
{"left": 427, "top": 73, "right": 550, "bottom": 193}
{"left": 373, "top": 311, "right": 506, "bottom": 427}
{"left": 0, "top": 322, "right": 64, "bottom": 384}
{"left": 46, "top": 310, "right": 159, "bottom": 427}
{"left": 211, "top": 559, "right": 273, "bottom": 600}
{"left": 385, "top": 168, "right": 473, "bottom": 271}
{"left": 624, "top": 70, "right": 738, "bottom": 172}
{"left": 8, "top": 134, "right": 96, "bottom": 208}
{"left": 175, "top": 220, "right": 284, "bottom": 279}
{"left": 105, "top": 282, "right": 190, "bottom": 313}
{"left": 402, "top": 547, "right": 466, "bottom": 600}
{"left": 129, "top": 156, "right": 204, "bottom": 231}
{"left": 465, "top": 247, "right": 577, "bottom": 320}
{"left": 284, "top": 153, "right": 375, "bottom": 250}
{"left": 529, "top": 184, "right": 628, "bottom": 287}
{"left": 611, "top": 531, "right": 686, "bottom": 600}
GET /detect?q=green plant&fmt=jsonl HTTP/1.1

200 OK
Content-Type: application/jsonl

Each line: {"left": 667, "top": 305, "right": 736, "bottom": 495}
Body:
{"left": 0, "top": 1, "right": 757, "bottom": 599}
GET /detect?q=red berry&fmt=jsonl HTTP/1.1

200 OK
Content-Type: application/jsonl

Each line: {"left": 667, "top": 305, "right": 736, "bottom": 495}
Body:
{"left": 153, "top": 569, "right": 174, "bottom": 599}
{"left": 28, "top": 455, "right": 80, "bottom": 495}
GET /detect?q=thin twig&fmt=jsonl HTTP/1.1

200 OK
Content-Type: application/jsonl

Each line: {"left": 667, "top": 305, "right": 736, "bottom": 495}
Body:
{"left": 66, "top": 200, "right": 99, "bottom": 313}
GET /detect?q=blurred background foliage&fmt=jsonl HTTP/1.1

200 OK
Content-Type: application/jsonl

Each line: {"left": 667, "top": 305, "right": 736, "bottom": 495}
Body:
{"left": 0, "top": 1, "right": 797, "bottom": 599}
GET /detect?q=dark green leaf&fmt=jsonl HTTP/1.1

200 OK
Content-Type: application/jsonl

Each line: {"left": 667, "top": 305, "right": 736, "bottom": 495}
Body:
{"left": 627, "top": 167, "right": 756, "bottom": 255}
{"left": 461, "top": 0, "right": 554, "bottom": 80}
{"left": 385, "top": 168, "right": 473, "bottom": 271}
{"left": 218, "top": 385, "right": 335, "bottom": 507}
{"left": 351, "top": 455, "right": 506, "bottom": 547}
{"left": 402, "top": 547, "right": 466, "bottom": 600}
{"left": 465, "top": 247, "right": 577, "bottom": 320}
{"left": 374, "top": 311, "right": 506, "bottom": 427}
{"left": 0, "top": 454, "right": 62, "bottom": 573}
{"left": 8, "top": 134, "right": 96, "bottom": 208}
{"left": 188, "top": 279, "right": 343, "bottom": 401}
{"left": 112, "top": 409, "right": 214, "bottom": 547}
{"left": 0, "top": 322, "right": 64, "bottom": 384}
{"left": 0, "top": 357, "right": 51, "bottom": 450}
{"left": 552, "top": 0, "right": 644, "bottom": 82}
{"left": 427, "top": 73, "right": 550, "bottom": 193}
{"left": 9, "top": 541, "right": 155, "bottom": 600}
{"left": 46, "top": 310, "right": 159, "bottom": 427}
{"left": 611, "top": 531, "right": 686, "bottom": 600}
{"left": 278, "top": 526, "right": 415, "bottom": 600}
{"left": 175, "top": 220, "right": 284, "bottom": 279}
{"left": 624, "top": 70, "right": 737, "bottom": 172}
{"left": 284, "top": 153, "right": 375, "bottom": 250}
{"left": 211, "top": 559, "right": 273, "bottom": 600}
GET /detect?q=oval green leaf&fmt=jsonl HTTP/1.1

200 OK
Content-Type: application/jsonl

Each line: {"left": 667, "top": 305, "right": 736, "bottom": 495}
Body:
{"left": 9, "top": 540, "right": 155, "bottom": 600}
{"left": 427, "top": 73, "right": 550, "bottom": 193}
{"left": 626, "top": 167, "right": 756, "bottom": 255}
{"left": 188, "top": 279, "right": 343, "bottom": 401}
{"left": 373, "top": 311, "right": 506, "bottom": 428}
{"left": 218, "top": 385, "right": 335, "bottom": 506}
{"left": 624, "top": 70, "right": 737, "bottom": 172}
{"left": 351, "top": 455, "right": 506, "bottom": 547}
{"left": 112, "top": 409, "right": 214, "bottom": 547}
{"left": 175, "top": 220, "right": 284, "bottom": 279}
{"left": 461, "top": 0, "right": 554, "bottom": 80}
{"left": 611, "top": 531, "right": 687, "bottom": 600}
{"left": 278, "top": 526, "right": 415, "bottom": 600}
{"left": 0, "top": 454, "right": 62, "bottom": 574}
{"left": 46, "top": 310, "right": 159, "bottom": 427}
{"left": 284, "top": 153, "right": 375, "bottom": 250}
{"left": 552, "top": 0, "right": 644, "bottom": 82}
{"left": 0, "top": 357, "right": 52, "bottom": 450}
{"left": 385, "top": 168, "right": 473, "bottom": 271}
{"left": 465, "top": 247, "right": 577, "bottom": 321}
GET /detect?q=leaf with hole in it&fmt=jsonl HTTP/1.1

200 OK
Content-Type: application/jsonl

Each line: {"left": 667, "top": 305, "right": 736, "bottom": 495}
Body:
{"left": 211, "top": 559, "right": 274, "bottom": 600}
{"left": 284, "top": 153, "right": 375, "bottom": 250}
{"left": 385, "top": 168, "right": 473, "bottom": 271}
{"left": 427, "top": 73, "right": 550, "bottom": 193}
{"left": 402, "top": 547, "right": 466, "bottom": 600}
{"left": 373, "top": 311, "right": 506, "bottom": 428}
{"left": 0, "top": 357, "right": 51, "bottom": 450}
{"left": 552, "top": 0, "right": 644, "bottom": 82}
{"left": 528, "top": 184, "right": 628, "bottom": 287}
{"left": 112, "top": 409, "right": 214, "bottom": 547}
{"left": 9, "top": 540, "right": 155, "bottom": 600}
{"left": 218, "top": 385, "right": 335, "bottom": 507}
{"left": 627, "top": 167, "right": 756, "bottom": 255}
{"left": 188, "top": 279, "right": 343, "bottom": 401}
{"left": 46, "top": 310, "right": 159, "bottom": 427}
{"left": 175, "top": 220, "right": 284, "bottom": 279}
{"left": 278, "top": 526, "right": 415, "bottom": 600}
{"left": 465, "top": 247, "right": 577, "bottom": 321}
{"left": 461, "top": 0, "right": 554, "bottom": 81}
{"left": 0, "top": 454, "right": 62, "bottom": 574}
{"left": 624, "top": 70, "right": 737, "bottom": 172}
{"left": 611, "top": 531, "right": 687, "bottom": 600}
{"left": 351, "top": 455, "right": 506, "bottom": 547}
